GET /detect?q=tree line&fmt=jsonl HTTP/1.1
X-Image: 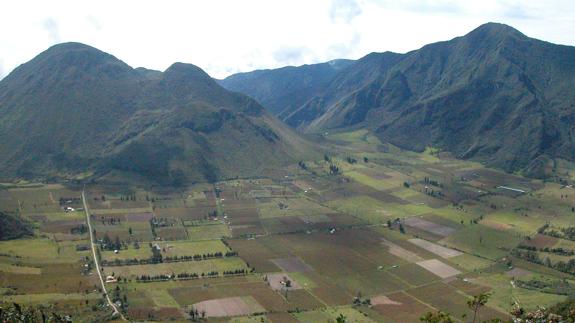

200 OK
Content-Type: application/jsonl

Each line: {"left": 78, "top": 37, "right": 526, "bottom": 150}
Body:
{"left": 101, "top": 251, "right": 239, "bottom": 267}
{"left": 135, "top": 268, "right": 251, "bottom": 282}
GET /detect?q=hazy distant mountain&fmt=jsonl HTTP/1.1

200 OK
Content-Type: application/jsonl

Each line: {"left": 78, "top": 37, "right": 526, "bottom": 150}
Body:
{"left": 0, "top": 43, "right": 314, "bottom": 185}
{"left": 220, "top": 59, "right": 354, "bottom": 118}
{"left": 249, "top": 23, "right": 575, "bottom": 177}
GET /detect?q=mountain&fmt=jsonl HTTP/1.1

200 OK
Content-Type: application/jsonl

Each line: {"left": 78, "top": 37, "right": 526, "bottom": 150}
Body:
{"left": 0, "top": 43, "right": 314, "bottom": 185}
{"left": 269, "top": 23, "right": 575, "bottom": 177}
{"left": 219, "top": 59, "right": 354, "bottom": 118}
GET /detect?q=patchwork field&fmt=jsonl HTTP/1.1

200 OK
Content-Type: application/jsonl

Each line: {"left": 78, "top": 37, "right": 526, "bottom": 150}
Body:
{"left": 1, "top": 130, "right": 573, "bottom": 322}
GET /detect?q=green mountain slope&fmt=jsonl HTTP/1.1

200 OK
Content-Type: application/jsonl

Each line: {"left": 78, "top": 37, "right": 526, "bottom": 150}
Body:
{"left": 0, "top": 43, "right": 314, "bottom": 185}
{"left": 219, "top": 59, "right": 353, "bottom": 118}
{"left": 281, "top": 23, "right": 575, "bottom": 176}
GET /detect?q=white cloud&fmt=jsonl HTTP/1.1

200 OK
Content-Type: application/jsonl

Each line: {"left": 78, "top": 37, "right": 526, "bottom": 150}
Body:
{"left": 0, "top": 0, "right": 574, "bottom": 80}
{"left": 43, "top": 18, "right": 61, "bottom": 43}
{"left": 330, "top": 0, "right": 362, "bottom": 23}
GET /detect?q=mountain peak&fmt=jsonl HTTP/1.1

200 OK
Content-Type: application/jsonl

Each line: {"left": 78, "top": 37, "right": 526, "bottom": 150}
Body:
{"left": 467, "top": 22, "right": 525, "bottom": 39}
{"left": 164, "top": 62, "right": 213, "bottom": 83}
{"left": 0, "top": 43, "right": 310, "bottom": 184}
{"left": 45, "top": 41, "right": 98, "bottom": 52}
{"left": 0, "top": 42, "right": 135, "bottom": 86}
{"left": 162, "top": 62, "right": 222, "bottom": 98}
{"left": 38, "top": 42, "right": 122, "bottom": 64}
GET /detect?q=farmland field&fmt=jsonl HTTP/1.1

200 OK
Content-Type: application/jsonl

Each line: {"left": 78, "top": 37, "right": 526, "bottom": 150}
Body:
{"left": 1, "top": 130, "right": 573, "bottom": 322}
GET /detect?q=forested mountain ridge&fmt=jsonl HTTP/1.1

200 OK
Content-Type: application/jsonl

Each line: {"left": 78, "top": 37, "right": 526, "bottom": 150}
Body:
{"left": 226, "top": 23, "right": 575, "bottom": 177}
{"left": 0, "top": 43, "right": 314, "bottom": 185}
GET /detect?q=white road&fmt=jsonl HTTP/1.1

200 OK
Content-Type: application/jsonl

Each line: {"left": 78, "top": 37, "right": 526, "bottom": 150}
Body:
{"left": 82, "top": 189, "right": 125, "bottom": 320}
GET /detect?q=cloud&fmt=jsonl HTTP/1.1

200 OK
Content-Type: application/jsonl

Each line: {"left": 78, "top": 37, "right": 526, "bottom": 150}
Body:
{"left": 272, "top": 46, "right": 314, "bottom": 66}
{"left": 330, "top": 0, "right": 362, "bottom": 23}
{"left": 503, "top": 5, "right": 536, "bottom": 19}
{"left": 85, "top": 15, "right": 102, "bottom": 30}
{"left": 43, "top": 18, "right": 60, "bottom": 43}
{"left": 0, "top": 1, "right": 574, "bottom": 79}
{"left": 327, "top": 31, "right": 361, "bottom": 57}
{"left": 374, "top": 0, "right": 461, "bottom": 14}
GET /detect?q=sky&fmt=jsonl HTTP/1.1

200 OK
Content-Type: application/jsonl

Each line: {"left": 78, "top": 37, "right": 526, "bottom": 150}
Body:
{"left": 0, "top": 0, "right": 574, "bottom": 79}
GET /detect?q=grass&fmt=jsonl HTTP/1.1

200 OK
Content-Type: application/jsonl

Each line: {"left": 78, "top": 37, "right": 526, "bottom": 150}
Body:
{"left": 145, "top": 289, "right": 180, "bottom": 307}
{"left": 429, "top": 206, "right": 476, "bottom": 225}
{"left": 104, "top": 257, "right": 248, "bottom": 277}
{"left": 289, "top": 271, "right": 318, "bottom": 289}
{"left": 390, "top": 187, "right": 422, "bottom": 199}
{"left": 327, "top": 129, "right": 375, "bottom": 144}
{"left": 229, "top": 316, "right": 270, "bottom": 323}
{"left": 0, "top": 238, "right": 59, "bottom": 260}
{"left": 186, "top": 223, "right": 231, "bottom": 240}
{"left": 90, "top": 207, "right": 152, "bottom": 215}
{"left": 1, "top": 292, "right": 101, "bottom": 304}
{"left": 257, "top": 197, "right": 332, "bottom": 218}
{"left": 419, "top": 147, "right": 442, "bottom": 163}
{"left": 293, "top": 310, "right": 333, "bottom": 322}
{"left": 157, "top": 240, "right": 230, "bottom": 256}
{"left": 448, "top": 254, "right": 494, "bottom": 272}
{"left": 0, "top": 263, "right": 42, "bottom": 275}
{"left": 326, "top": 196, "right": 393, "bottom": 223}
{"left": 2, "top": 134, "right": 575, "bottom": 321}
{"left": 472, "top": 273, "right": 567, "bottom": 312}
{"left": 101, "top": 246, "right": 152, "bottom": 261}
{"left": 345, "top": 170, "right": 401, "bottom": 191}
{"left": 483, "top": 211, "right": 550, "bottom": 234}
{"left": 328, "top": 197, "right": 435, "bottom": 224}
{"left": 442, "top": 224, "right": 524, "bottom": 260}
{"left": 539, "top": 252, "right": 574, "bottom": 264}
{"left": 408, "top": 282, "right": 506, "bottom": 321}
{"left": 552, "top": 238, "right": 575, "bottom": 250}
{"left": 294, "top": 306, "right": 377, "bottom": 323}
{"left": 40, "top": 211, "right": 85, "bottom": 221}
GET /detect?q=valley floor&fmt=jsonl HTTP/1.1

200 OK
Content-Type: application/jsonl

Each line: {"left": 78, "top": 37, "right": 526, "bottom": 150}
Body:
{"left": 1, "top": 130, "right": 574, "bottom": 322}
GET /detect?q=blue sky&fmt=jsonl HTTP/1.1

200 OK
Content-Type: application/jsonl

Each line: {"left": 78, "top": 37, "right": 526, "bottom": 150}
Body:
{"left": 0, "top": 0, "right": 574, "bottom": 79}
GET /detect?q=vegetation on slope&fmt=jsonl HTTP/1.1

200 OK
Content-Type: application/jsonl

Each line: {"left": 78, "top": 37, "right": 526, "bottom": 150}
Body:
{"left": 228, "top": 23, "right": 575, "bottom": 178}
{"left": 0, "top": 211, "right": 32, "bottom": 241}
{"left": 0, "top": 43, "right": 315, "bottom": 185}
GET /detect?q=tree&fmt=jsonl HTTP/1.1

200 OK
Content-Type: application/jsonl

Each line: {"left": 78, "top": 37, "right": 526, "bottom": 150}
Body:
{"left": 335, "top": 314, "right": 347, "bottom": 323}
{"left": 420, "top": 311, "right": 455, "bottom": 323}
{"left": 467, "top": 293, "right": 490, "bottom": 323}
{"left": 0, "top": 303, "right": 70, "bottom": 322}
{"left": 114, "top": 236, "right": 122, "bottom": 250}
{"left": 128, "top": 227, "right": 133, "bottom": 235}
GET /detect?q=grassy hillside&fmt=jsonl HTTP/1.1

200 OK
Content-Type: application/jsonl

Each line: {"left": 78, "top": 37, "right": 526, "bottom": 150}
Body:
{"left": 0, "top": 43, "right": 316, "bottom": 185}
{"left": 220, "top": 59, "right": 353, "bottom": 117}
{"left": 258, "top": 23, "right": 575, "bottom": 178}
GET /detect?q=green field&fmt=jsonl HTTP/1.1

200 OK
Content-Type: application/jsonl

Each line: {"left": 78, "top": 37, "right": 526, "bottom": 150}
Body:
{"left": 0, "top": 129, "right": 572, "bottom": 322}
